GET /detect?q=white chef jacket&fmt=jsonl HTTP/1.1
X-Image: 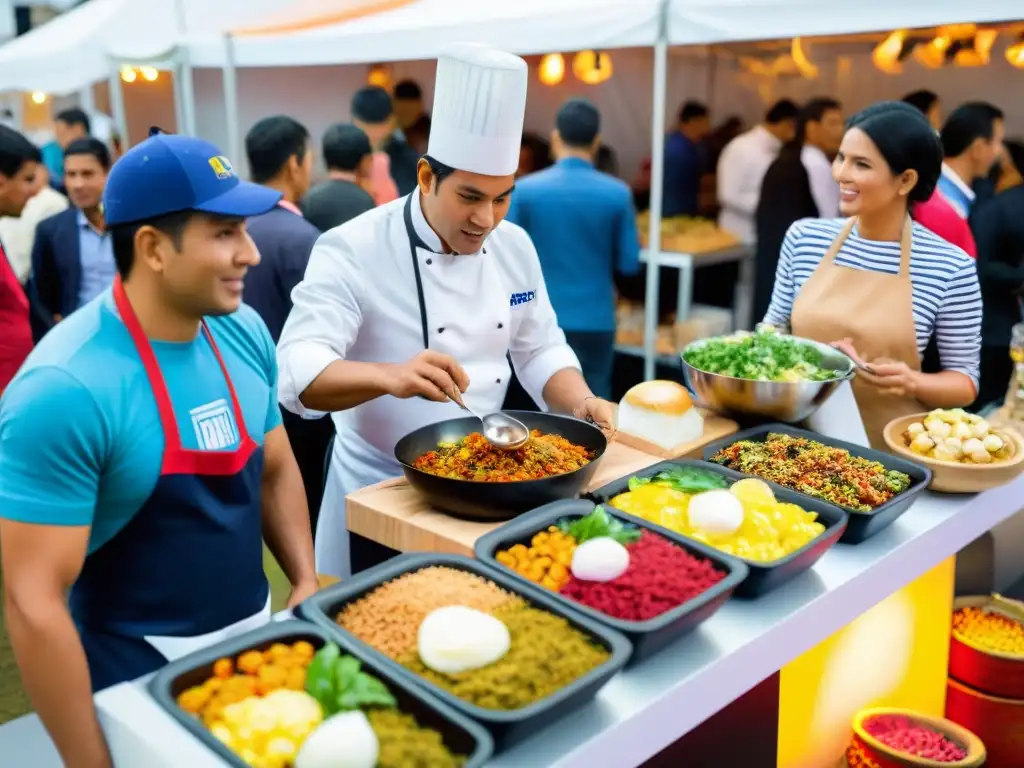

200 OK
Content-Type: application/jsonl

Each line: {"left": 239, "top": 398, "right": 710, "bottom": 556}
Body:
{"left": 800, "top": 144, "right": 840, "bottom": 218}
{"left": 277, "top": 192, "right": 580, "bottom": 577}
{"left": 716, "top": 125, "right": 783, "bottom": 244}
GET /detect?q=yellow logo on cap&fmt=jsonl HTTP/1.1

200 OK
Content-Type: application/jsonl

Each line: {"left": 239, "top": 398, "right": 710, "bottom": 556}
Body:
{"left": 208, "top": 156, "right": 234, "bottom": 179}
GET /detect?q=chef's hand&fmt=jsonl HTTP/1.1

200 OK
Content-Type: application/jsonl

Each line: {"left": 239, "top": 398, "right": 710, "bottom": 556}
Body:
{"left": 831, "top": 338, "right": 868, "bottom": 368}
{"left": 574, "top": 396, "right": 617, "bottom": 434}
{"left": 857, "top": 360, "right": 920, "bottom": 397}
{"left": 286, "top": 578, "right": 321, "bottom": 610}
{"left": 387, "top": 350, "right": 470, "bottom": 403}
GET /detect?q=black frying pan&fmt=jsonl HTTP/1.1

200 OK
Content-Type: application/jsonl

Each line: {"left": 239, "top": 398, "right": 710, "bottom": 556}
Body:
{"left": 393, "top": 410, "right": 608, "bottom": 521}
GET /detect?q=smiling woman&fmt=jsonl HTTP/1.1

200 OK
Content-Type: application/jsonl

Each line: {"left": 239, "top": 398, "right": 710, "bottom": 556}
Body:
{"left": 762, "top": 101, "right": 983, "bottom": 450}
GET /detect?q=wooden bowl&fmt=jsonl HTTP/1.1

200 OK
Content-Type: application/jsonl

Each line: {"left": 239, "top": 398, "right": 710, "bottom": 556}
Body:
{"left": 883, "top": 413, "right": 1024, "bottom": 493}
{"left": 848, "top": 707, "right": 986, "bottom": 767}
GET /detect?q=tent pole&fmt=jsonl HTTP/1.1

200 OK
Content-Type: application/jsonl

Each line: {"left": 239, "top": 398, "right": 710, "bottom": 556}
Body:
{"left": 174, "top": 0, "right": 196, "bottom": 135}
{"left": 107, "top": 57, "right": 129, "bottom": 149}
{"left": 643, "top": 0, "right": 670, "bottom": 381}
{"left": 173, "top": 50, "right": 185, "bottom": 133}
{"left": 222, "top": 33, "right": 241, "bottom": 167}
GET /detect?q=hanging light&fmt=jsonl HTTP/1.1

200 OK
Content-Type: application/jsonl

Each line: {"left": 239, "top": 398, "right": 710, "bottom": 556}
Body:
{"left": 914, "top": 32, "right": 954, "bottom": 69}
{"left": 120, "top": 66, "right": 137, "bottom": 83}
{"left": 572, "top": 50, "right": 613, "bottom": 85}
{"left": 951, "top": 29, "right": 998, "bottom": 67}
{"left": 1007, "top": 33, "right": 1024, "bottom": 69}
{"left": 790, "top": 37, "right": 819, "bottom": 79}
{"left": 30, "top": 91, "right": 46, "bottom": 104}
{"left": 367, "top": 63, "right": 391, "bottom": 89}
{"left": 872, "top": 30, "right": 910, "bottom": 74}
{"left": 139, "top": 66, "right": 159, "bottom": 82}
{"left": 538, "top": 53, "right": 565, "bottom": 86}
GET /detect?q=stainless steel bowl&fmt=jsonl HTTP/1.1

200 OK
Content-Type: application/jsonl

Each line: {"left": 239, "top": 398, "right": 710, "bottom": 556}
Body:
{"left": 680, "top": 335, "right": 856, "bottom": 422}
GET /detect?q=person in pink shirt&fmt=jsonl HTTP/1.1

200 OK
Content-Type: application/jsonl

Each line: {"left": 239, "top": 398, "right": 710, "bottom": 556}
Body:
{"left": 912, "top": 190, "right": 977, "bottom": 257}
{"left": 351, "top": 86, "right": 400, "bottom": 206}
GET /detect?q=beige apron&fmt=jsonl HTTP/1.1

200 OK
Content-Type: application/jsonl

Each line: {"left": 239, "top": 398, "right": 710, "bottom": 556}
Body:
{"left": 791, "top": 216, "right": 925, "bottom": 450}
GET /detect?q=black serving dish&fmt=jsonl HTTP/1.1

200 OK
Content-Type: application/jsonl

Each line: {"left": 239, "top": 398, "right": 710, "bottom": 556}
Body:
{"left": 148, "top": 619, "right": 493, "bottom": 768}
{"left": 393, "top": 410, "right": 607, "bottom": 521}
{"left": 702, "top": 423, "right": 932, "bottom": 544}
{"left": 588, "top": 459, "right": 849, "bottom": 598}
{"left": 296, "top": 553, "right": 631, "bottom": 748}
{"left": 474, "top": 499, "right": 748, "bottom": 663}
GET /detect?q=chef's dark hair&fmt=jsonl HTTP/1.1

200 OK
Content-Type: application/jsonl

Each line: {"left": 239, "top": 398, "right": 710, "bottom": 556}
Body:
{"left": 322, "top": 123, "right": 372, "bottom": 172}
{"left": 941, "top": 102, "right": 1004, "bottom": 159}
{"left": 110, "top": 210, "right": 242, "bottom": 279}
{"left": 245, "top": 115, "right": 310, "bottom": 184}
{"left": 845, "top": 101, "right": 942, "bottom": 204}
{"left": 351, "top": 86, "right": 393, "bottom": 124}
{"left": 423, "top": 155, "right": 456, "bottom": 188}
{"left": 556, "top": 98, "right": 600, "bottom": 148}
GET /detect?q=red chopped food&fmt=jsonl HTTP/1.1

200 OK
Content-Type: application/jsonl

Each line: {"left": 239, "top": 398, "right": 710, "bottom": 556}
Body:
{"left": 558, "top": 531, "right": 725, "bottom": 621}
{"left": 862, "top": 714, "right": 967, "bottom": 762}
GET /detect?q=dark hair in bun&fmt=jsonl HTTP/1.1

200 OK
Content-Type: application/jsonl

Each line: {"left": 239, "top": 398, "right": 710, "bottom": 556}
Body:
{"left": 845, "top": 101, "right": 942, "bottom": 204}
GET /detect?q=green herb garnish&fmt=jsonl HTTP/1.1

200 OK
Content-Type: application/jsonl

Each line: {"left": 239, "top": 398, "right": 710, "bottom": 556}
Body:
{"left": 628, "top": 466, "right": 729, "bottom": 494}
{"left": 305, "top": 642, "right": 397, "bottom": 715}
{"left": 682, "top": 328, "right": 843, "bottom": 382}
{"left": 558, "top": 505, "right": 641, "bottom": 545}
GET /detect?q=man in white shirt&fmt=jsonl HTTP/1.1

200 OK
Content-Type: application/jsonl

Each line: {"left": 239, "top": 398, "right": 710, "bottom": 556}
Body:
{"left": 716, "top": 99, "right": 799, "bottom": 243}
{"left": 937, "top": 102, "right": 1004, "bottom": 220}
{"left": 0, "top": 150, "right": 67, "bottom": 283}
{"left": 798, "top": 97, "right": 845, "bottom": 219}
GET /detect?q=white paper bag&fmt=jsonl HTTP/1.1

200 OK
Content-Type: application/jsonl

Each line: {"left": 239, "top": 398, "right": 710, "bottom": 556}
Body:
{"left": 805, "top": 380, "right": 870, "bottom": 447}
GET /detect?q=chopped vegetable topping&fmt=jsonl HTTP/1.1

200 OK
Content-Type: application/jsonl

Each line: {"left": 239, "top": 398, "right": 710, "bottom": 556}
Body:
{"left": 627, "top": 466, "right": 729, "bottom": 494}
{"left": 683, "top": 328, "right": 845, "bottom": 382}
{"left": 557, "top": 505, "right": 641, "bottom": 545}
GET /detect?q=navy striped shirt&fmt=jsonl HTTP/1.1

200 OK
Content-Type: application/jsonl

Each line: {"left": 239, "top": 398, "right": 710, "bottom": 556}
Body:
{"left": 764, "top": 218, "right": 982, "bottom": 385}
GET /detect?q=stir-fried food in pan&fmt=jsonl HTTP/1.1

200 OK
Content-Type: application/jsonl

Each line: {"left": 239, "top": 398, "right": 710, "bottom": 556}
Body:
{"left": 412, "top": 431, "right": 594, "bottom": 481}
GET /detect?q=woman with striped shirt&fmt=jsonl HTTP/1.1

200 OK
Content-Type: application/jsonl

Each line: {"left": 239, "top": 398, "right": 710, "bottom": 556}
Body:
{"left": 764, "top": 101, "right": 981, "bottom": 449}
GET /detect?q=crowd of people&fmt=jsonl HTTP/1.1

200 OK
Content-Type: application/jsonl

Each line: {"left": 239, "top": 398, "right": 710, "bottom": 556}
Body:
{"left": 0, "top": 38, "right": 1021, "bottom": 767}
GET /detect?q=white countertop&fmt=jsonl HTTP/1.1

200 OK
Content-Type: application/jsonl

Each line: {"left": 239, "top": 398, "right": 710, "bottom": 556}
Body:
{"left": 3, "top": 480, "right": 1022, "bottom": 768}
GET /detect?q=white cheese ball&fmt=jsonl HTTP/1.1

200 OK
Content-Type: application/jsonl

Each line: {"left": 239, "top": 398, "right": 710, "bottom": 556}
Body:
{"left": 962, "top": 437, "right": 985, "bottom": 457}
{"left": 943, "top": 437, "right": 964, "bottom": 458}
{"left": 972, "top": 419, "right": 991, "bottom": 439}
{"left": 932, "top": 447, "right": 959, "bottom": 463}
{"left": 907, "top": 422, "right": 926, "bottom": 437}
{"left": 983, "top": 434, "right": 1004, "bottom": 453}
{"left": 952, "top": 421, "right": 973, "bottom": 440}
{"left": 910, "top": 434, "right": 935, "bottom": 454}
{"left": 571, "top": 537, "right": 631, "bottom": 582}
{"left": 970, "top": 449, "right": 993, "bottom": 464}
{"left": 927, "top": 420, "right": 952, "bottom": 440}
{"left": 296, "top": 711, "right": 378, "bottom": 768}
{"left": 418, "top": 606, "right": 511, "bottom": 675}
{"left": 688, "top": 489, "right": 745, "bottom": 535}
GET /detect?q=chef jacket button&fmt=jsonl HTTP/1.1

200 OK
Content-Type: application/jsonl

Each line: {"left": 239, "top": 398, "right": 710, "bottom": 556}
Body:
{"left": 426, "top": 258, "right": 433, "bottom": 265}
{"left": 497, "top": 322, "right": 503, "bottom": 329}
{"left": 496, "top": 378, "right": 501, "bottom": 384}
{"left": 438, "top": 327, "right": 445, "bottom": 333}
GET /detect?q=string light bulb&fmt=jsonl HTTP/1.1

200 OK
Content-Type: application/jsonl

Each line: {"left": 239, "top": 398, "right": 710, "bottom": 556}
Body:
{"left": 30, "top": 91, "right": 46, "bottom": 104}
{"left": 139, "top": 66, "right": 159, "bottom": 82}
{"left": 1007, "top": 34, "right": 1024, "bottom": 69}
{"left": 872, "top": 30, "right": 909, "bottom": 74}
{"left": 120, "top": 66, "right": 137, "bottom": 83}
{"left": 952, "top": 29, "right": 998, "bottom": 67}
{"left": 572, "top": 50, "right": 613, "bottom": 85}
{"left": 367, "top": 64, "right": 390, "bottom": 89}
{"left": 538, "top": 53, "right": 565, "bottom": 86}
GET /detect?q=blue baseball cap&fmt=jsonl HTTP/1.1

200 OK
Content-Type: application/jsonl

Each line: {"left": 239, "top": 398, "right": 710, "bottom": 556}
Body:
{"left": 103, "top": 134, "right": 282, "bottom": 226}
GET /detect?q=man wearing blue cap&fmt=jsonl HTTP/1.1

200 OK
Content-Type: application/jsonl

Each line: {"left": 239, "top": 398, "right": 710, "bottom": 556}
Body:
{"left": 0, "top": 134, "right": 317, "bottom": 767}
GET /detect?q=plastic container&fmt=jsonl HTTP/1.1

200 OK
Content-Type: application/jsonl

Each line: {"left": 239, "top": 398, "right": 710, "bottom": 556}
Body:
{"left": 703, "top": 423, "right": 932, "bottom": 544}
{"left": 474, "top": 499, "right": 748, "bottom": 663}
{"left": 587, "top": 459, "right": 848, "bottom": 598}
{"left": 948, "top": 595, "right": 1024, "bottom": 700}
{"left": 296, "top": 553, "right": 632, "bottom": 747}
{"left": 148, "top": 619, "right": 493, "bottom": 768}
{"left": 946, "top": 678, "right": 1024, "bottom": 767}
{"left": 846, "top": 707, "right": 986, "bottom": 767}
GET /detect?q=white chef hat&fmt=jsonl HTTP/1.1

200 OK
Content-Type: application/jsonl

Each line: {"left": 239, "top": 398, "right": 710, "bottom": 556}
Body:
{"left": 427, "top": 43, "right": 528, "bottom": 177}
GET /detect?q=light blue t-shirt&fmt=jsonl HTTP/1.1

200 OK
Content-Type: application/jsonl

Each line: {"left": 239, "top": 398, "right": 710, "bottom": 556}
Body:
{"left": 0, "top": 290, "right": 282, "bottom": 554}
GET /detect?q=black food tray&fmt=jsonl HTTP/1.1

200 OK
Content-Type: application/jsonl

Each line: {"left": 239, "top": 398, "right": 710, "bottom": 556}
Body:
{"left": 296, "top": 553, "right": 631, "bottom": 748}
{"left": 148, "top": 619, "right": 493, "bottom": 768}
{"left": 702, "top": 423, "right": 932, "bottom": 544}
{"left": 588, "top": 459, "right": 848, "bottom": 598}
{"left": 474, "top": 499, "right": 747, "bottom": 663}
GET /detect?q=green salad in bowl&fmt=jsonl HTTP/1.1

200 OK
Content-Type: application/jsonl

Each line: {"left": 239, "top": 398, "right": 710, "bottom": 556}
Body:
{"left": 682, "top": 328, "right": 850, "bottom": 383}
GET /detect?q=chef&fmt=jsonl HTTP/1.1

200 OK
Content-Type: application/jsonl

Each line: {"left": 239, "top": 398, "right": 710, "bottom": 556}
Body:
{"left": 277, "top": 43, "right": 615, "bottom": 578}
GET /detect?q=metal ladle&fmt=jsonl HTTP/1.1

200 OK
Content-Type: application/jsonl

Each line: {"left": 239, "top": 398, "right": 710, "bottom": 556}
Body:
{"left": 458, "top": 402, "right": 530, "bottom": 450}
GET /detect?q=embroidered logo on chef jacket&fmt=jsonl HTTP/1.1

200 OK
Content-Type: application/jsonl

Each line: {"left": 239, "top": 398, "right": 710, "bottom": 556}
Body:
{"left": 189, "top": 399, "right": 239, "bottom": 450}
{"left": 509, "top": 290, "right": 536, "bottom": 307}
{"left": 208, "top": 156, "right": 234, "bottom": 180}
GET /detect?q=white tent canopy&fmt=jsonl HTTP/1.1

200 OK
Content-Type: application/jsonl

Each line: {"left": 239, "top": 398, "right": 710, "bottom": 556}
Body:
{"left": 186, "top": 0, "right": 663, "bottom": 67}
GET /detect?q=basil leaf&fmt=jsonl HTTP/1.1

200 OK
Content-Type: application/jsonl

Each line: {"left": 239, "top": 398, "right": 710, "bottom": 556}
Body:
{"left": 627, "top": 475, "right": 651, "bottom": 491}
{"left": 305, "top": 642, "right": 340, "bottom": 713}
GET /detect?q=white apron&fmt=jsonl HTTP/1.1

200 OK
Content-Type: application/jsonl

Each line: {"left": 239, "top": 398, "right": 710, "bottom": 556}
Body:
{"left": 315, "top": 195, "right": 516, "bottom": 577}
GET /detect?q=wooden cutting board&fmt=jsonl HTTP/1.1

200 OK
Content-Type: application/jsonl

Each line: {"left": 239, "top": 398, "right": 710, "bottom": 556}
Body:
{"left": 345, "top": 411, "right": 737, "bottom": 556}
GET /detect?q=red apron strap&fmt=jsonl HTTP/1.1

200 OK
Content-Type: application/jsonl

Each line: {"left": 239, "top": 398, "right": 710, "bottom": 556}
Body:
{"left": 112, "top": 277, "right": 183, "bottom": 449}
{"left": 200, "top": 323, "right": 253, "bottom": 446}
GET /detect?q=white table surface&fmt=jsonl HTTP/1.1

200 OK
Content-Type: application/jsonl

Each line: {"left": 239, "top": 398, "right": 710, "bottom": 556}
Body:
{"left": 3, "top": 479, "right": 1022, "bottom": 768}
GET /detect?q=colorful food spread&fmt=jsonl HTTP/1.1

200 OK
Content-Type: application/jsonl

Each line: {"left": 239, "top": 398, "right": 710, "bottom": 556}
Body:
{"left": 904, "top": 409, "right": 1014, "bottom": 464}
{"left": 682, "top": 328, "right": 846, "bottom": 382}
{"left": 411, "top": 431, "right": 594, "bottom": 481}
{"left": 334, "top": 566, "right": 609, "bottom": 710}
{"left": 606, "top": 467, "right": 825, "bottom": 562}
{"left": 953, "top": 604, "right": 1024, "bottom": 656}
{"left": 496, "top": 506, "right": 726, "bottom": 621}
{"left": 852, "top": 714, "right": 968, "bottom": 763}
{"left": 174, "top": 641, "right": 464, "bottom": 768}
{"left": 710, "top": 432, "right": 911, "bottom": 512}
